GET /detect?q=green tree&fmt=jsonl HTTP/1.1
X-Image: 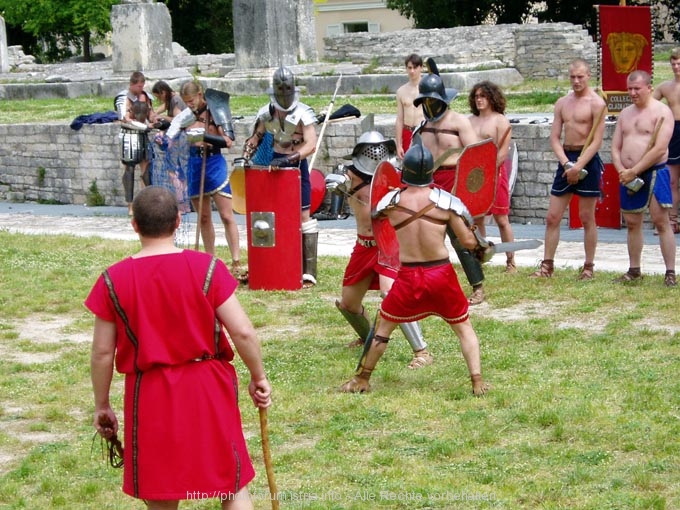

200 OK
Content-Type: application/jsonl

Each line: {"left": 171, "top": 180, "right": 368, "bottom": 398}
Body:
{"left": 386, "top": 0, "right": 533, "bottom": 29}
{"left": 0, "top": 0, "right": 115, "bottom": 62}
{"left": 161, "top": 0, "right": 234, "bottom": 55}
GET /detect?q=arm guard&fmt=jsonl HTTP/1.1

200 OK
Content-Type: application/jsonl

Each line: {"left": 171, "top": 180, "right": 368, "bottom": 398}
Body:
{"left": 204, "top": 133, "right": 227, "bottom": 149}
{"left": 166, "top": 107, "right": 197, "bottom": 139}
{"left": 270, "top": 151, "right": 300, "bottom": 168}
{"left": 373, "top": 189, "right": 400, "bottom": 218}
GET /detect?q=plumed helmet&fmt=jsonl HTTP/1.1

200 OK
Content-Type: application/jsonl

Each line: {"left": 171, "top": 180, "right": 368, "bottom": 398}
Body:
{"left": 401, "top": 143, "right": 434, "bottom": 187}
{"left": 413, "top": 74, "right": 458, "bottom": 122}
{"left": 342, "top": 131, "right": 397, "bottom": 176}
{"left": 269, "top": 66, "right": 299, "bottom": 112}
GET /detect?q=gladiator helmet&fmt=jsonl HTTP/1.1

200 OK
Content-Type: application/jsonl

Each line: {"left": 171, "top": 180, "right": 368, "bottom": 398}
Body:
{"left": 342, "top": 131, "right": 397, "bottom": 176}
{"left": 269, "top": 66, "right": 299, "bottom": 112}
{"left": 401, "top": 143, "right": 434, "bottom": 187}
{"left": 413, "top": 74, "right": 458, "bottom": 123}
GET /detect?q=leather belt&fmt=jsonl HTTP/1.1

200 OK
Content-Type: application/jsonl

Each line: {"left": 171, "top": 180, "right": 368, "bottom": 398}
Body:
{"left": 563, "top": 145, "right": 584, "bottom": 152}
{"left": 404, "top": 125, "right": 416, "bottom": 132}
{"left": 190, "top": 146, "right": 221, "bottom": 157}
{"left": 357, "top": 236, "right": 377, "bottom": 248}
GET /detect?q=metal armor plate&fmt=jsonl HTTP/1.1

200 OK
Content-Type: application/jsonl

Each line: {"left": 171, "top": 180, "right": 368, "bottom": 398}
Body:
{"left": 369, "top": 160, "right": 402, "bottom": 271}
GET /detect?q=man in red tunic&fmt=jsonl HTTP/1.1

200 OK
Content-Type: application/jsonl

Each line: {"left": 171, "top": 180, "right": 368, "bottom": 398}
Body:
{"left": 86, "top": 186, "right": 271, "bottom": 509}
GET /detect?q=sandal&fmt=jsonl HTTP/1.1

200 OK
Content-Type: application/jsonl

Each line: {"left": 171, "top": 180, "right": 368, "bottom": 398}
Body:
{"left": 467, "top": 286, "right": 485, "bottom": 306}
{"left": 302, "top": 274, "right": 316, "bottom": 289}
{"left": 231, "top": 262, "right": 249, "bottom": 284}
{"left": 504, "top": 259, "right": 517, "bottom": 274}
{"left": 529, "top": 259, "right": 554, "bottom": 278}
{"left": 470, "top": 374, "right": 489, "bottom": 396}
{"left": 578, "top": 262, "right": 594, "bottom": 281}
{"left": 340, "top": 375, "right": 371, "bottom": 393}
{"left": 407, "top": 350, "right": 433, "bottom": 369}
{"left": 612, "top": 271, "right": 643, "bottom": 283}
{"left": 665, "top": 272, "right": 677, "bottom": 287}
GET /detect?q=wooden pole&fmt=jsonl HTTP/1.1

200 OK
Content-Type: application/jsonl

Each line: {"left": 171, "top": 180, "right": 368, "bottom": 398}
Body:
{"left": 259, "top": 408, "right": 279, "bottom": 510}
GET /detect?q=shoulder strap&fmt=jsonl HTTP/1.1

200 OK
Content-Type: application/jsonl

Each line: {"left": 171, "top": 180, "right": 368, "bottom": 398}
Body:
{"left": 392, "top": 202, "right": 446, "bottom": 231}
{"left": 202, "top": 256, "right": 221, "bottom": 355}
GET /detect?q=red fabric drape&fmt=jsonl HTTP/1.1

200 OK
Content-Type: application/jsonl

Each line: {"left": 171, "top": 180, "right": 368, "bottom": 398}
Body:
{"left": 599, "top": 5, "right": 653, "bottom": 92}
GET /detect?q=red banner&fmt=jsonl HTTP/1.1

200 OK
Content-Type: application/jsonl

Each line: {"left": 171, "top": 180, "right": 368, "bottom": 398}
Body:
{"left": 598, "top": 5, "right": 653, "bottom": 112}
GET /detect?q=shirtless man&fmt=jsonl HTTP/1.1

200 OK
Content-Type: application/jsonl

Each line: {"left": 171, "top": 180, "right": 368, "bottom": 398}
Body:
{"left": 612, "top": 70, "right": 676, "bottom": 287}
{"left": 395, "top": 54, "right": 425, "bottom": 159}
{"left": 413, "top": 72, "right": 487, "bottom": 305}
{"left": 468, "top": 81, "right": 516, "bottom": 273}
{"left": 326, "top": 131, "right": 432, "bottom": 368}
{"left": 652, "top": 47, "right": 680, "bottom": 234}
{"left": 239, "top": 66, "right": 320, "bottom": 286}
{"left": 340, "top": 143, "right": 489, "bottom": 396}
{"left": 530, "top": 59, "right": 606, "bottom": 280}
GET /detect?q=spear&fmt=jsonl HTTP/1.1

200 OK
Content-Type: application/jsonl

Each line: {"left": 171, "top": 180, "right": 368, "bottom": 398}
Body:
{"left": 308, "top": 74, "right": 343, "bottom": 172}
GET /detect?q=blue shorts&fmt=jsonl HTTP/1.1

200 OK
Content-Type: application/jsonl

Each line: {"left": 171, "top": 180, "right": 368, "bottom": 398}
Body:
{"left": 272, "top": 151, "right": 311, "bottom": 210}
{"left": 188, "top": 154, "right": 232, "bottom": 199}
{"left": 551, "top": 151, "right": 603, "bottom": 198}
{"left": 620, "top": 164, "right": 672, "bottom": 213}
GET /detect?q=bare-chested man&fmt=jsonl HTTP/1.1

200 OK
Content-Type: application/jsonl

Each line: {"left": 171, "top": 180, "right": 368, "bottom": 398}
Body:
{"left": 530, "top": 58, "right": 606, "bottom": 280}
{"left": 395, "top": 54, "right": 425, "bottom": 159}
{"left": 325, "top": 131, "right": 432, "bottom": 368}
{"left": 413, "top": 72, "right": 487, "bottom": 305}
{"left": 340, "top": 143, "right": 489, "bottom": 396}
{"left": 612, "top": 70, "right": 676, "bottom": 287}
{"left": 468, "top": 80, "right": 516, "bottom": 273}
{"left": 652, "top": 47, "right": 680, "bottom": 234}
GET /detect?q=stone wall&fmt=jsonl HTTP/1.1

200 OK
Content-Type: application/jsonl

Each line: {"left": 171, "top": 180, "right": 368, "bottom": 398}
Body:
{"left": 0, "top": 118, "right": 619, "bottom": 226}
{"left": 324, "top": 22, "right": 598, "bottom": 80}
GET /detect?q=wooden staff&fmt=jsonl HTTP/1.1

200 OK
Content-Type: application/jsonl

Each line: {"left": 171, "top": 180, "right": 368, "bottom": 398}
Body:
{"left": 308, "top": 74, "right": 342, "bottom": 172}
{"left": 194, "top": 111, "right": 210, "bottom": 251}
{"left": 259, "top": 407, "right": 279, "bottom": 510}
{"left": 580, "top": 105, "right": 607, "bottom": 158}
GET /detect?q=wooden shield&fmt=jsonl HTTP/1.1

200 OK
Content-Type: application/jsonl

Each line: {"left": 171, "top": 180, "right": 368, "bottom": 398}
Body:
{"left": 369, "top": 161, "right": 401, "bottom": 271}
{"left": 453, "top": 138, "right": 498, "bottom": 218}
{"left": 229, "top": 166, "right": 246, "bottom": 214}
{"left": 310, "top": 168, "right": 325, "bottom": 214}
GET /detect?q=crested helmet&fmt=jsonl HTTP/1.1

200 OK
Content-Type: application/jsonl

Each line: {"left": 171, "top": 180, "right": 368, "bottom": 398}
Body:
{"left": 413, "top": 73, "right": 458, "bottom": 122}
{"left": 401, "top": 143, "right": 434, "bottom": 187}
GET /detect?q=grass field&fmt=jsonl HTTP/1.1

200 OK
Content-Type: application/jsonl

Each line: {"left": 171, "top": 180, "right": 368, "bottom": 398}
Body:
{"left": 0, "top": 231, "right": 678, "bottom": 509}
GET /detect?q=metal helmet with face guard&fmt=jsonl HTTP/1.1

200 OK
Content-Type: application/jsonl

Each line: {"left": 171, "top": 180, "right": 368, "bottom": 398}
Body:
{"left": 413, "top": 74, "right": 458, "bottom": 122}
{"left": 269, "top": 66, "right": 299, "bottom": 112}
{"left": 342, "top": 131, "right": 397, "bottom": 177}
{"left": 401, "top": 143, "right": 434, "bottom": 187}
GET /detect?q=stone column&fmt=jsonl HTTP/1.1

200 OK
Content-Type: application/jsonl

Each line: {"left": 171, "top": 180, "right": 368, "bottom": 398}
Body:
{"left": 233, "top": 0, "right": 317, "bottom": 69}
{"left": 110, "top": 0, "right": 174, "bottom": 73}
{"left": 0, "top": 17, "right": 9, "bottom": 74}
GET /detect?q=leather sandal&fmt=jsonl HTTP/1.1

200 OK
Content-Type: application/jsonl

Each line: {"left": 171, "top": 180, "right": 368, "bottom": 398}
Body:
{"left": 665, "top": 272, "right": 677, "bottom": 287}
{"left": 612, "top": 271, "right": 643, "bottom": 283}
{"left": 470, "top": 374, "right": 489, "bottom": 396}
{"left": 504, "top": 259, "right": 517, "bottom": 274}
{"left": 467, "top": 286, "right": 485, "bottom": 306}
{"left": 340, "top": 375, "right": 371, "bottom": 393}
{"left": 407, "top": 350, "right": 434, "bottom": 369}
{"left": 529, "top": 260, "right": 553, "bottom": 278}
{"left": 346, "top": 338, "right": 364, "bottom": 348}
{"left": 578, "top": 262, "right": 594, "bottom": 281}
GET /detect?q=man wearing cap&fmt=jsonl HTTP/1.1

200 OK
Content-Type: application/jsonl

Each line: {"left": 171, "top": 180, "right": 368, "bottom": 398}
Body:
{"left": 326, "top": 131, "right": 433, "bottom": 369}
{"left": 340, "top": 143, "right": 490, "bottom": 395}
{"left": 413, "top": 72, "right": 487, "bottom": 305}
{"left": 239, "top": 66, "right": 320, "bottom": 287}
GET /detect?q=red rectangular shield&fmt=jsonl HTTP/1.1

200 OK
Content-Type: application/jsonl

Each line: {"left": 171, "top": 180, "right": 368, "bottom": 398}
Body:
{"left": 569, "top": 163, "right": 621, "bottom": 229}
{"left": 245, "top": 166, "right": 302, "bottom": 290}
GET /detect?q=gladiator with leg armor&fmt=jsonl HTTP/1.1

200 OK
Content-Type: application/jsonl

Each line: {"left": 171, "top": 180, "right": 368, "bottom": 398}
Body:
{"left": 115, "top": 72, "right": 154, "bottom": 216}
{"left": 413, "top": 71, "right": 488, "bottom": 306}
{"left": 326, "top": 131, "right": 433, "bottom": 369}
{"left": 236, "top": 66, "right": 320, "bottom": 287}
{"left": 341, "top": 143, "right": 490, "bottom": 395}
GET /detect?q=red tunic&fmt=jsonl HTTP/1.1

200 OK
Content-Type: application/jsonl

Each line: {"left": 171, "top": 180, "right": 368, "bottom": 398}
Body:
{"left": 488, "top": 160, "right": 510, "bottom": 216}
{"left": 85, "top": 250, "right": 255, "bottom": 500}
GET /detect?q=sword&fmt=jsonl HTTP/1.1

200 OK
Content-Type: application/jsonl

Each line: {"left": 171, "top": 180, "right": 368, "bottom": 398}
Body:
{"left": 489, "top": 239, "right": 542, "bottom": 253}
